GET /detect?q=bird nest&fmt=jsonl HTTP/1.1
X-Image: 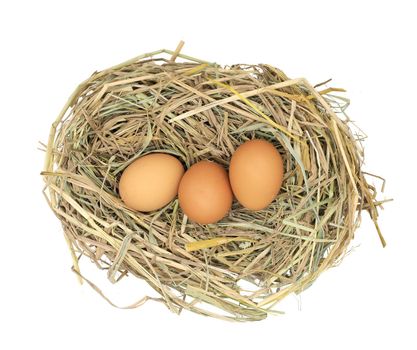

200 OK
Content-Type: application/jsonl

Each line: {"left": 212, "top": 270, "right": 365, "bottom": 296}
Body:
{"left": 41, "top": 43, "right": 385, "bottom": 321}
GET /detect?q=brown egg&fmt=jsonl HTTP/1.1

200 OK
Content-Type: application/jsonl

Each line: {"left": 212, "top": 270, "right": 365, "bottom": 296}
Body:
{"left": 229, "top": 139, "right": 284, "bottom": 210}
{"left": 119, "top": 153, "right": 184, "bottom": 212}
{"left": 178, "top": 161, "right": 233, "bottom": 224}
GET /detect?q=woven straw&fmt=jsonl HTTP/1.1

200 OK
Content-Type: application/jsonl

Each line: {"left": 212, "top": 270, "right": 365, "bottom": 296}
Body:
{"left": 41, "top": 43, "right": 385, "bottom": 321}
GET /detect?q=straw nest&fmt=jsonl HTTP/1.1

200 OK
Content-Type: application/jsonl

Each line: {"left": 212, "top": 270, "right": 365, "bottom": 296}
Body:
{"left": 41, "top": 43, "right": 386, "bottom": 321}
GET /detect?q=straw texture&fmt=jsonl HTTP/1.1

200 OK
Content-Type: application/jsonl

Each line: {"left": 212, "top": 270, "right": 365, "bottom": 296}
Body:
{"left": 41, "top": 45, "right": 386, "bottom": 321}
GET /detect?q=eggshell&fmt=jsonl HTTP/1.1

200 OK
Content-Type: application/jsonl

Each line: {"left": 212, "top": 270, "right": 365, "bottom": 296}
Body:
{"left": 178, "top": 161, "right": 233, "bottom": 224}
{"left": 229, "top": 139, "right": 284, "bottom": 210}
{"left": 119, "top": 153, "right": 184, "bottom": 212}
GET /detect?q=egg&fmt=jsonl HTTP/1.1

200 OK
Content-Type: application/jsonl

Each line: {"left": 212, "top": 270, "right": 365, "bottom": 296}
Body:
{"left": 119, "top": 153, "right": 184, "bottom": 212}
{"left": 229, "top": 139, "right": 284, "bottom": 210}
{"left": 178, "top": 160, "right": 233, "bottom": 224}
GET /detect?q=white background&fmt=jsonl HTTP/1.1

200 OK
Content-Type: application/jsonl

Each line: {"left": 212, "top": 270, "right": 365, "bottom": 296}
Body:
{"left": 1, "top": 0, "right": 415, "bottom": 349}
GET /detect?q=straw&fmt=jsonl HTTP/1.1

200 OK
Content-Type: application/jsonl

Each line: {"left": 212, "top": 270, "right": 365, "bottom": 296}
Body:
{"left": 41, "top": 43, "right": 386, "bottom": 321}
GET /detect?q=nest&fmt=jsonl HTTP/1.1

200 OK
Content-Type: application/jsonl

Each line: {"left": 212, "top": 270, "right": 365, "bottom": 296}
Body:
{"left": 41, "top": 43, "right": 385, "bottom": 321}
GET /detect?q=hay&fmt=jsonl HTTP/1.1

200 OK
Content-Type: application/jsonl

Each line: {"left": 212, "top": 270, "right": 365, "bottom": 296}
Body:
{"left": 41, "top": 43, "right": 386, "bottom": 321}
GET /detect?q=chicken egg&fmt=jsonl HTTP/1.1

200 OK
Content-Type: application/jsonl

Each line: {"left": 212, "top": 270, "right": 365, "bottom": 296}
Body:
{"left": 178, "top": 160, "right": 233, "bottom": 224}
{"left": 229, "top": 139, "right": 284, "bottom": 210}
{"left": 119, "top": 153, "right": 184, "bottom": 212}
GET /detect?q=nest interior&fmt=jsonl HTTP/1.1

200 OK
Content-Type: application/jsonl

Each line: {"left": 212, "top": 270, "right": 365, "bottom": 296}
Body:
{"left": 41, "top": 46, "right": 384, "bottom": 321}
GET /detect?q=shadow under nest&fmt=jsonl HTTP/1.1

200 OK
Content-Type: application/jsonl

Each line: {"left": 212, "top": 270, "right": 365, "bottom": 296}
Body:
{"left": 41, "top": 48, "right": 384, "bottom": 321}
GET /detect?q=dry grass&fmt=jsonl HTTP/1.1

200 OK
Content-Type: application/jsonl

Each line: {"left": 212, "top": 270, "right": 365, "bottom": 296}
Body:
{"left": 41, "top": 43, "right": 387, "bottom": 321}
